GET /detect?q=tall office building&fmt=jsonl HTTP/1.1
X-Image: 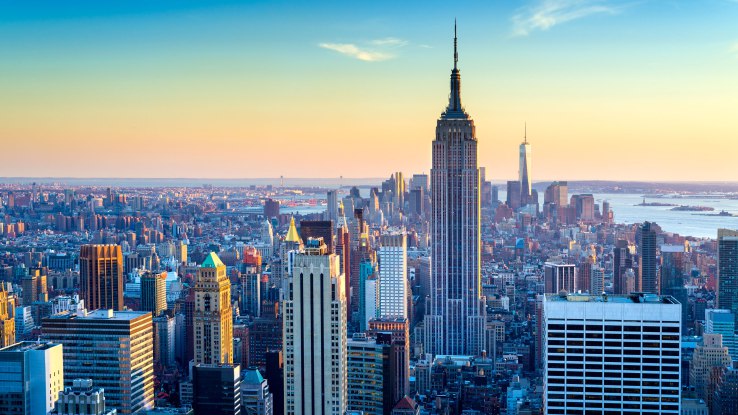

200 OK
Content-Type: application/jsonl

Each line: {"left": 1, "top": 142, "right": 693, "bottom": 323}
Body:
{"left": 241, "top": 367, "right": 274, "bottom": 415}
{"left": 506, "top": 180, "right": 522, "bottom": 211}
{"left": 661, "top": 244, "right": 690, "bottom": 330}
{"left": 300, "top": 220, "right": 334, "bottom": 253}
{"left": 718, "top": 229, "right": 738, "bottom": 327}
{"left": 335, "top": 202, "right": 352, "bottom": 320}
{"left": 543, "top": 263, "right": 577, "bottom": 294}
{"left": 194, "top": 252, "right": 233, "bottom": 365}
{"left": 0, "top": 283, "right": 15, "bottom": 347}
{"left": 42, "top": 310, "right": 154, "bottom": 414}
{"left": 141, "top": 271, "right": 167, "bottom": 317}
{"left": 689, "top": 333, "right": 731, "bottom": 409}
{"left": 519, "top": 128, "right": 532, "bottom": 206}
{"left": 265, "top": 351, "right": 284, "bottom": 415}
{"left": 368, "top": 317, "right": 410, "bottom": 405}
{"left": 424, "top": 24, "right": 487, "bottom": 357}
{"left": 325, "top": 190, "right": 339, "bottom": 226}
{"left": 192, "top": 364, "right": 242, "bottom": 415}
{"left": 713, "top": 364, "right": 738, "bottom": 415}
{"left": 378, "top": 232, "right": 408, "bottom": 319}
{"left": 346, "top": 333, "right": 392, "bottom": 415}
{"left": 0, "top": 341, "right": 64, "bottom": 415}
{"left": 613, "top": 239, "right": 634, "bottom": 295}
{"left": 79, "top": 244, "right": 124, "bottom": 311}
{"left": 283, "top": 237, "right": 347, "bottom": 415}
{"left": 705, "top": 309, "right": 737, "bottom": 360}
{"left": 22, "top": 269, "right": 48, "bottom": 305}
{"left": 543, "top": 292, "right": 681, "bottom": 414}
{"left": 153, "top": 314, "right": 176, "bottom": 368}
{"left": 638, "top": 222, "right": 659, "bottom": 293}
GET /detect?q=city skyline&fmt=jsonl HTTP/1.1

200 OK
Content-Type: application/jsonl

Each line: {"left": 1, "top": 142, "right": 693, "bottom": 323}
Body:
{"left": 2, "top": 1, "right": 737, "bottom": 181}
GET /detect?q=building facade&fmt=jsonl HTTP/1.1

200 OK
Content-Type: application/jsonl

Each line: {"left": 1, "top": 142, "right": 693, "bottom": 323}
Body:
{"left": 194, "top": 252, "right": 233, "bottom": 365}
{"left": 378, "top": 232, "right": 407, "bottom": 319}
{"left": 79, "top": 244, "right": 124, "bottom": 311}
{"left": 718, "top": 229, "right": 738, "bottom": 327}
{"left": 41, "top": 310, "right": 154, "bottom": 414}
{"left": 283, "top": 238, "right": 347, "bottom": 415}
{"left": 0, "top": 341, "right": 64, "bottom": 415}
{"left": 424, "top": 24, "right": 487, "bottom": 357}
{"left": 141, "top": 271, "right": 167, "bottom": 317}
{"left": 543, "top": 293, "right": 681, "bottom": 414}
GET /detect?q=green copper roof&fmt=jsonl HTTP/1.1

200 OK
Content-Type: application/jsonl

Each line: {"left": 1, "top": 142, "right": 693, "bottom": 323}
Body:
{"left": 201, "top": 252, "right": 225, "bottom": 268}
{"left": 241, "top": 368, "right": 265, "bottom": 385}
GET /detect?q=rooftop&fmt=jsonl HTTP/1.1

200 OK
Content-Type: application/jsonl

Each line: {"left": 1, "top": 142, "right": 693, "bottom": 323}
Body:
{"left": 201, "top": 252, "right": 225, "bottom": 268}
{"left": 48, "top": 309, "right": 151, "bottom": 321}
{"left": 0, "top": 341, "right": 60, "bottom": 353}
{"left": 546, "top": 292, "right": 678, "bottom": 305}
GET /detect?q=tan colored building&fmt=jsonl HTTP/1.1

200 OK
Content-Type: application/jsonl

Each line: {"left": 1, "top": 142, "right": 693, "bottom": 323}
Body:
{"left": 193, "top": 252, "right": 233, "bottom": 365}
{"left": 141, "top": 271, "right": 167, "bottom": 317}
{"left": 79, "top": 244, "right": 124, "bottom": 311}
{"left": 0, "top": 283, "right": 15, "bottom": 347}
{"left": 689, "top": 333, "right": 732, "bottom": 409}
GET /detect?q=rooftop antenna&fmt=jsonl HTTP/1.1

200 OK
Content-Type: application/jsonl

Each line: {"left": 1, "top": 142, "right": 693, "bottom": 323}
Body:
{"left": 454, "top": 19, "right": 458, "bottom": 70}
{"left": 524, "top": 122, "right": 528, "bottom": 144}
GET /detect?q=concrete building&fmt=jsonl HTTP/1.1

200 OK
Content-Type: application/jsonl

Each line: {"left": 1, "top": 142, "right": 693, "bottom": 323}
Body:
{"left": 0, "top": 341, "right": 64, "bottom": 415}
{"left": 543, "top": 263, "right": 576, "bottom": 294}
{"left": 689, "top": 334, "right": 731, "bottom": 409}
{"left": 192, "top": 364, "right": 242, "bottom": 415}
{"left": 378, "top": 232, "right": 407, "bottom": 319}
{"left": 41, "top": 310, "right": 154, "bottom": 414}
{"left": 0, "top": 282, "right": 16, "bottom": 347}
{"left": 55, "top": 378, "right": 116, "bottom": 415}
{"left": 152, "top": 314, "right": 176, "bottom": 368}
{"left": 543, "top": 292, "right": 681, "bottom": 414}
{"left": 140, "top": 271, "right": 167, "bottom": 317}
{"left": 705, "top": 309, "right": 737, "bottom": 360}
{"left": 241, "top": 366, "right": 273, "bottom": 415}
{"left": 368, "top": 318, "right": 410, "bottom": 405}
{"left": 79, "top": 245, "right": 124, "bottom": 311}
{"left": 717, "top": 229, "right": 738, "bottom": 327}
{"left": 283, "top": 237, "right": 347, "bottom": 415}
{"left": 194, "top": 252, "right": 233, "bottom": 365}
{"left": 346, "top": 333, "right": 391, "bottom": 415}
{"left": 424, "top": 24, "right": 487, "bottom": 357}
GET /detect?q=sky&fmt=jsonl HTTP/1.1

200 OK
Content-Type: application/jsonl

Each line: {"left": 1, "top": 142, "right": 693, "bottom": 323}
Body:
{"left": 0, "top": 0, "right": 737, "bottom": 181}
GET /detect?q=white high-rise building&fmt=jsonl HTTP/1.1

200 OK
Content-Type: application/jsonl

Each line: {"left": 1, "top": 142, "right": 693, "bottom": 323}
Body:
{"left": 543, "top": 292, "right": 681, "bottom": 414}
{"left": 283, "top": 237, "right": 347, "bottom": 415}
{"left": 378, "top": 231, "right": 408, "bottom": 319}
{"left": 519, "top": 129, "right": 532, "bottom": 206}
{"left": 0, "top": 341, "right": 64, "bottom": 415}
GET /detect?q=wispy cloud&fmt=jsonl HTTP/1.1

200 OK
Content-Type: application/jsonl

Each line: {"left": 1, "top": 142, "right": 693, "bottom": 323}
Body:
{"left": 318, "top": 43, "right": 392, "bottom": 62}
{"left": 370, "top": 37, "right": 408, "bottom": 47}
{"left": 319, "top": 37, "right": 408, "bottom": 62}
{"left": 512, "top": 0, "right": 621, "bottom": 36}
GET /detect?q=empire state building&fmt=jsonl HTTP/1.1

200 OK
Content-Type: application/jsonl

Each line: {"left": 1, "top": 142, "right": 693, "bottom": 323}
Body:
{"left": 424, "top": 25, "right": 487, "bottom": 356}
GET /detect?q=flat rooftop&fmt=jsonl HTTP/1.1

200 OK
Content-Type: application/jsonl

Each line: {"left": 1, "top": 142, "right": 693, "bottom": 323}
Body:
{"left": 546, "top": 292, "right": 678, "bottom": 305}
{"left": 47, "top": 309, "right": 151, "bottom": 321}
{"left": 0, "top": 341, "right": 60, "bottom": 352}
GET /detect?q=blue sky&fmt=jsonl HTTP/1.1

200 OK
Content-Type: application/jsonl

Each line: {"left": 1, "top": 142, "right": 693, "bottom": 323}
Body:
{"left": 0, "top": 1, "right": 737, "bottom": 180}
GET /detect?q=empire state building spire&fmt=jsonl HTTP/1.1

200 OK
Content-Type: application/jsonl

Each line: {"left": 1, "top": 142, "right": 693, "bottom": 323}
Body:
{"left": 443, "top": 21, "right": 466, "bottom": 119}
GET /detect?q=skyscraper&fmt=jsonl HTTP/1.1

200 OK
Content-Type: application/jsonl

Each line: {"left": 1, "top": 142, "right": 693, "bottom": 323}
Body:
{"left": 543, "top": 262, "right": 577, "bottom": 294}
{"left": 613, "top": 239, "right": 634, "bottom": 295}
{"left": 543, "top": 292, "right": 681, "bottom": 414}
{"left": 346, "top": 333, "right": 392, "bottom": 415}
{"left": 718, "top": 229, "right": 738, "bottom": 327}
{"left": 689, "top": 333, "right": 731, "bottom": 409}
{"left": 378, "top": 231, "right": 408, "bottom": 319}
{"left": 79, "top": 244, "right": 124, "bottom": 311}
{"left": 325, "top": 190, "right": 338, "bottom": 226}
{"left": 424, "top": 24, "right": 486, "bottom": 357}
{"left": 42, "top": 310, "right": 155, "bottom": 414}
{"left": 192, "top": 364, "right": 242, "bottom": 415}
{"left": 519, "top": 127, "right": 532, "bottom": 206}
{"left": 0, "top": 283, "right": 15, "bottom": 347}
{"left": 283, "top": 237, "right": 347, "bottom": 415}
{"left": 638, "top": 221, "right": 659, "bottom": 293}
{"left": 0, "top": 341, "right": 64, "bottom": 415}
{"left": 141, "top": 271, "right": 167, "bottom": 317}
{"left": 300, "top": 220, "right": 334, "bottom": 253}
{"left": 194, "top": 252, "right": 233, "bottom": 365}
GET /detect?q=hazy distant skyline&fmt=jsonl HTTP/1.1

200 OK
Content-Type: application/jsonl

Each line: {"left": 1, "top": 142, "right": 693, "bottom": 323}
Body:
{"left": 1, "top": 1, "right": 737, "bottom": 181}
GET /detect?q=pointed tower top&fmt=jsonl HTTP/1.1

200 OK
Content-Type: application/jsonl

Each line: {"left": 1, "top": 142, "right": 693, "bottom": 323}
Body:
{"left": 442, "top": 21, "right": 467, "bottom": 119}
{"left": 201, "top": 252, "right": 225, "bottom": 269}
{"left": 524, "top": 122, "right": 528, "bottom": 144}
{"left": 285, "top": 216, "right": 302, "bottom": 244}
{"left": 454, "top": 19, "right": 458, "bottom": 70}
